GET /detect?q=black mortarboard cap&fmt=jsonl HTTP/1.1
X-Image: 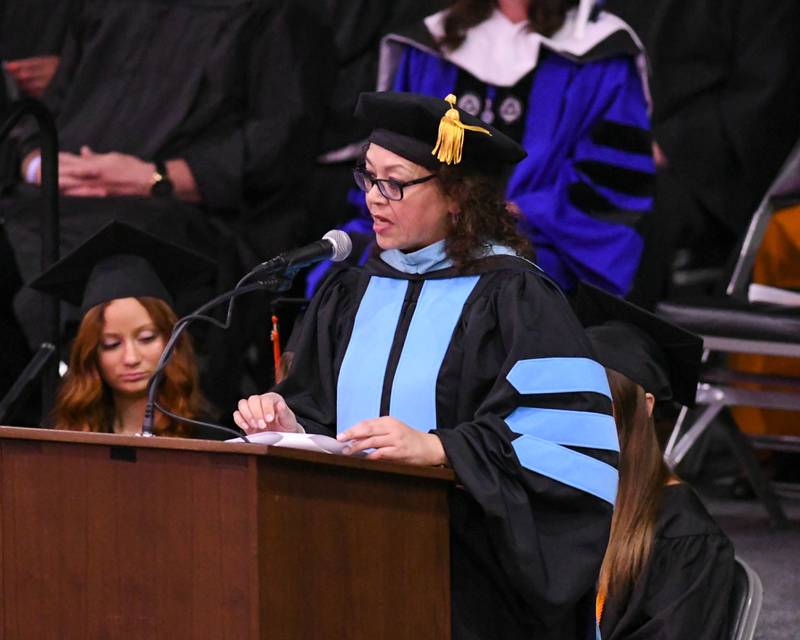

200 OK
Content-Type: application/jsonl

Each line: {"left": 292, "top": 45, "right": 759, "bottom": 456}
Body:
{"left": 28, "top": 221, "right": 215, "bottom": 315}
{"left": 573, "top": 283, "right": 704, "bottom": 407}
{"left": 355, "top": 91, "right": 527, "bottom": 170}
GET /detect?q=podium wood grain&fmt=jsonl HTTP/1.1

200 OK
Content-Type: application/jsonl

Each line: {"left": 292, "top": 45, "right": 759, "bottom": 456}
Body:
{"left": 0, "top": 427, "right": 452, "bottom": 639}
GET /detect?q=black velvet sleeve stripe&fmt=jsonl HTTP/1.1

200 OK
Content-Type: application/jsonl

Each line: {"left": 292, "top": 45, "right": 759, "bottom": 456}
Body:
{"left": 591, "top": 120, "right": 652, "bottom": 155}
{"left": 568, "top": 183, "right": 645, "bottom": 227}
{"left": 575, "top": 160, "right": 654, "bottom": 197}
{"left": 591, "top": 210, "right": 645, "bottom": 227}
{"left": 565, "top": 446, "right": 619, "bottom": 469}
{"left": 517, "top": 391, "right": 613, "bottom": 415}
{"left": 568, "top": 181, "right": 615, "bottom": 212}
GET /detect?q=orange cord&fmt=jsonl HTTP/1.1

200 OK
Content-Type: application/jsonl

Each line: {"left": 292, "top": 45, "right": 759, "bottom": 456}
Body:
{"left": 271, "top": 314, "right": 282, "bottom": 383}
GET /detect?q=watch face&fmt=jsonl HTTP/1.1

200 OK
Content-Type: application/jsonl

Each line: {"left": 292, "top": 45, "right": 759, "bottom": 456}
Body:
{"left": 151, "top": 174, "right": 174, "bottom": 197}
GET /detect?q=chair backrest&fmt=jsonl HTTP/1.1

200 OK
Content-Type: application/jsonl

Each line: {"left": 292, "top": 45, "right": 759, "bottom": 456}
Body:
{"left": 727, "top": 134, "right": 800, "bottom": 298}
{"left": 728, "top": 556, "right": 764, "bottom": 640}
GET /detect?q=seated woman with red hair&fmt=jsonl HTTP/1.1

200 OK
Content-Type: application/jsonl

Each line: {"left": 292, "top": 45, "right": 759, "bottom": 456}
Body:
{"left": 29, "top": 221, "right": 214, "bottom": 436}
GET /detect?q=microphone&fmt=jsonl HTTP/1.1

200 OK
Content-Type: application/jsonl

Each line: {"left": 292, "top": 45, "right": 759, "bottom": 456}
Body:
{"left": 140, "top": 232, "right": 351, "bottom": 438}
{"left": 255, "top": 230, "right": 352, "bottom": 276}
{"left": 142, "top": 280, "right": 282, "bottom": 438}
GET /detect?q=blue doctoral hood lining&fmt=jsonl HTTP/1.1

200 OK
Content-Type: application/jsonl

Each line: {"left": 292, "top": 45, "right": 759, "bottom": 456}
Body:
{"left": 380, "top": 240, "right": 518, "bottom": 275}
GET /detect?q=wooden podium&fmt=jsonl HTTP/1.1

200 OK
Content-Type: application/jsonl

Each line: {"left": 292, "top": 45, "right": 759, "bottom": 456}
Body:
{"left": 0, "top": 427, "right": 453, "bottom": 639}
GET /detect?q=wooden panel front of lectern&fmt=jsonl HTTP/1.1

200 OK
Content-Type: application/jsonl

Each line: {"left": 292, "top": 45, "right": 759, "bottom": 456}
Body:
{"left": 0, "top": 428, "right": 452, "bottom": 639}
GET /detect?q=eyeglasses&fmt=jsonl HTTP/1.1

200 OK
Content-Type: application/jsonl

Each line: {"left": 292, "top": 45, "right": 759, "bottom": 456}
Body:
{"left": 352, "top": 167, "right": 436, "bottom": 201}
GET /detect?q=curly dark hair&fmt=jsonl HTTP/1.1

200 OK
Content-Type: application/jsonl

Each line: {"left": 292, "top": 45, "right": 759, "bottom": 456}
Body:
{"left": 439, "top": 0, "right": 580, "bottom": 51}
{"left": 358, "top": 145, "right": 532, "bottom": 270}
{"left": 436, "top": 163, "right": 533, "bottom": 271}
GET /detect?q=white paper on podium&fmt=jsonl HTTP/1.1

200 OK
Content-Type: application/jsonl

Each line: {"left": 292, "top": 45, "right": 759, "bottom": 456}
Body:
{"left": 227, "top": 431, "right": 350, "bottom": 455}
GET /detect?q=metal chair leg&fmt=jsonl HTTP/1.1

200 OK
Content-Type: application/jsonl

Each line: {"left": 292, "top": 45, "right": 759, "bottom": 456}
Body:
{"left": 717, "top": 409, "right": 788, "bottom": 528}
{"left": 664, "top": 404, "right": 689, "bottom": 458}
{"left": 665, "top": 402, "right": 724, "bottom": 469}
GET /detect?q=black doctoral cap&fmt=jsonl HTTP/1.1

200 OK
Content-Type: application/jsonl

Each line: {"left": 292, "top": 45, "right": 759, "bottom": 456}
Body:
{"left": 355, "top": 91, "right": 527, "bottom": 170}
{"left": 28, "top": 221, "right": 215, "bottom": 315}
{"left": 573, "top": 283, "right": 704, "bottom": 407}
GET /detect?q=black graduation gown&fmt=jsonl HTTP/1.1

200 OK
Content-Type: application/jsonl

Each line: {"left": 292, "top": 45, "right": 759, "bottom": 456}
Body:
{"left": 2, "top": 0, "right": 336, "bottom": 266}
{"left": 607, "top": 0, "right": 800, "bottom": 236}
{"left": 317, "top": 0, "right": 449, "bottom": 155}
{"left": 0, "top": 0, "right": 80, "bottom": 60}
{"left": 600, "top": 484, "right": 735, "bottom": 640}
{"left": 0, "top": 0, "right": 335, "bottom": 356}
{"left": 276, "top": 254, "right": 620, "bottom": 640}
{"left": 0, "top": 0, "right": 83, "bottom": 193}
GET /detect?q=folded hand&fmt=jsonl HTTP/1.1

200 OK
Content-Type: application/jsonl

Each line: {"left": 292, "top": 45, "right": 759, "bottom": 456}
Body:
{"left": 24, "top": 146, "right": 155, "bottom": 197}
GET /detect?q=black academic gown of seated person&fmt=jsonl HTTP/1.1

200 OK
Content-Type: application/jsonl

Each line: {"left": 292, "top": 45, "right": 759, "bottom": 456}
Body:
{"left": 600, "top": 483, "right": 735, "bottom": 640}
{"left": 275, "top": 244, "right": 620, "bottom": 640}
{"left": 0, "top": 0, "right": 335, "bottom": 338}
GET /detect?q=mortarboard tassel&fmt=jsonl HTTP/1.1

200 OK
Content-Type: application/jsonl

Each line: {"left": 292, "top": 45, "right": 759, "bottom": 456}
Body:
{"left": 432, "top": 94, "right": 492, "bottom": 165}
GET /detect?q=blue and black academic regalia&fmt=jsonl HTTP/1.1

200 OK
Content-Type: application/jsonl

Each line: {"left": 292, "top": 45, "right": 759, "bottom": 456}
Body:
{"left": 277, "top": 242, "right": 619, "bottom": 640}
{"left": 309, "top": 6, "right": 655, "bottom": 297}
{"left": 385, "top": 7, "right": 655, "bottom": 296}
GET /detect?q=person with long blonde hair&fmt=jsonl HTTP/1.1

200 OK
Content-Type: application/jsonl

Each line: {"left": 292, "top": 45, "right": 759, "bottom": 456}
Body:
{"left": 29, "top": 221, "right": 214, "bottom": 436}
{"left": 577, "top": 285, "right": 735, "bottom": 640}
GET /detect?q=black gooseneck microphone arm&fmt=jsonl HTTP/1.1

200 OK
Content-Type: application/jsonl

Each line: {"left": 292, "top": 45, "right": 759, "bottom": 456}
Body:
{"left": 141, "top": 278, "right": 290, "bottom": 440}
{"left": 140, "top": 253, "right": 296, "bottom": 439}
{"left": 142, "top": 231, "right": 351, "bottom": 439}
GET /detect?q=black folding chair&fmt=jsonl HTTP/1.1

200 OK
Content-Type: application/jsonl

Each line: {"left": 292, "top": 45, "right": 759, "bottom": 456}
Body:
{"left": 658, "top": 135, "right": 800, "bottom": 526}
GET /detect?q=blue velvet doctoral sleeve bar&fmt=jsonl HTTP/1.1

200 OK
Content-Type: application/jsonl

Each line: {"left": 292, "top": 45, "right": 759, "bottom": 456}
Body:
{"left": 506, "top": 357, "right": 612, "bottom": 398}
{"left": 505, "top": 356, "right": 618, "bottom": 503}
{"left": 505, "top": 407, "right": 619, "bottom": 452}
{"left": 511, "top": 434, "right": 618, "bottom": 505}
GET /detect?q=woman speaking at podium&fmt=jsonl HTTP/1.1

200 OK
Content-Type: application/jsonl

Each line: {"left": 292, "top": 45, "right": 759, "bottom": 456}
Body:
{"left": 28, "top": 221, "right": 213, "bottom": 436}
{"left": 234, "top": 91, "right": 619, "bottom": 640}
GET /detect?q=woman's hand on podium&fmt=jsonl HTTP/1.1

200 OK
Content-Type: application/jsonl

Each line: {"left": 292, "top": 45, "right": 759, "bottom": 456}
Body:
{"left": 337, "top": 417, "right": 447, "bottom": 466}
{"left": 233, "top": 392, "right": 302, "bottom": 434}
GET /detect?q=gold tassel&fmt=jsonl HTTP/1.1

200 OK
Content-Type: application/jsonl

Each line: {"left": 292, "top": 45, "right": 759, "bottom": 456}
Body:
{"left": 432, "top": 94, "right": 492, "bottom": 165}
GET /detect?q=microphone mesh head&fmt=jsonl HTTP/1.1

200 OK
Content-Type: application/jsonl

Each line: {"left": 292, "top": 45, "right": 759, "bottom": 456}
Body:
{"left": 323, "top": 230, "right": 352, "bottom": 262}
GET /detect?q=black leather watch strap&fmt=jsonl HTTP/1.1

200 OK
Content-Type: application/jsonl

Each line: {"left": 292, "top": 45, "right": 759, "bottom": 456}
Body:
{"left": 150, "top": 160, "right": 174, "bottom": 197}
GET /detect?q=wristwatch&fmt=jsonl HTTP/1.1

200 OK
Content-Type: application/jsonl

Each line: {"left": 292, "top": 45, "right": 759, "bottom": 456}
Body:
{"left": 150, "top": 160, "right": 174, "bottom": 197}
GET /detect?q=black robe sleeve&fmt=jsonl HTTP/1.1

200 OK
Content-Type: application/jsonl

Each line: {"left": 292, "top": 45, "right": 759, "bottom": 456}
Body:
{"left": 433, "top": 270, "right": 618, "bottom": 637}
{"left": 181, "top": 0, "right": 336, "bottom": 214}
{"left": 16, "top": 12, "right": 82, "bottom": 160}
{"left": 272, "top": 268, "right": 362, "bottom": 435}
{"left": 18, "top": 0, "right": 337, "bottom": 221}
